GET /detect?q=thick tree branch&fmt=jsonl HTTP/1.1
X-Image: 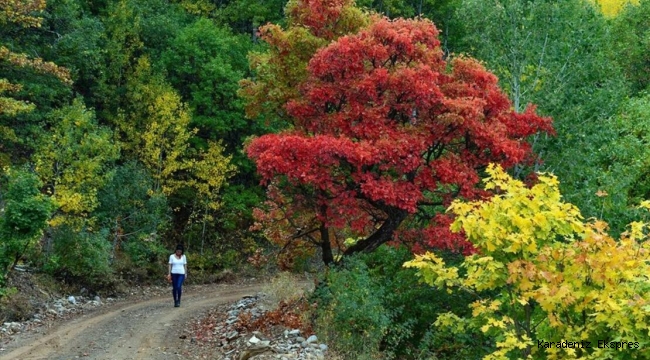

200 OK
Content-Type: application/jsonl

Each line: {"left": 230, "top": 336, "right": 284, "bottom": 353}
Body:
{"left": 343, "top": 205, "right": 408, "bottom": 255}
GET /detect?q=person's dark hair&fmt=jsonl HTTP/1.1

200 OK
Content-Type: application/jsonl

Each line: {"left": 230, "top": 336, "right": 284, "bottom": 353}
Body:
{"left": 175, "top": 244, "right": 184, "bottom": 254}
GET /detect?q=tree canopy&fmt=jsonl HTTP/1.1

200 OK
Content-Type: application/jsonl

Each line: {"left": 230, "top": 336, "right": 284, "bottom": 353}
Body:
{"left": 247, "top": 15, "right": 553, "bottom": 264}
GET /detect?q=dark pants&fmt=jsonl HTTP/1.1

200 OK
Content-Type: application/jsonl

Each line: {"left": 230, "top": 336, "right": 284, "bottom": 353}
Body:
{"left": 171, "top": 273, "right": 185, "bottom": 303}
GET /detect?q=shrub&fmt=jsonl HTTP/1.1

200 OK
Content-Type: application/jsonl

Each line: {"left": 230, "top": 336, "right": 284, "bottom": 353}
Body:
{"left": 190, "top": 249, "right": 243, "bottom": 283}
{"left": 0, "top": 288, "right": 33, "bottom": 322}
{"left": 310, "top": 246, "right": 483, "bottom": 359}
{"left": 312, "top": 257, "right": 390, "bottom": 359}
{"left": 0, "top": 167, "right": 53, "bottom": 283}
{"left": 44, "top": 224, "right": 115, "bottom": 291}
{"left": 120, "top": 238, "right": 168, "bottom": 278}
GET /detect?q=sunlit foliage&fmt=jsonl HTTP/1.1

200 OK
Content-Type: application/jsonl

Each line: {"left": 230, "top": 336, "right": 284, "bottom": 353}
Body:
{"left": 406, "top": 164, "right": 650, "bottom": 359}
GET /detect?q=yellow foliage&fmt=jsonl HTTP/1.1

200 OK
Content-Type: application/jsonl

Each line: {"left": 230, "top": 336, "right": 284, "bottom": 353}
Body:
{"left": 0, "top": 0, "right": 46, "bottom": 28}
{"left": 591, "top": 0, "right": 640, "bottom": 17}
{"left": 121, "top": 57, "right": 234, "bottom": 205}
{"left": 434, "top": 312, "right": 469, "bottom": 334}
{"left": 0, "top": 46, "right": 70, "bottom": 84}
{"left": 448, "top": 163, "right": 585, "bottom": 258}
{"left": 405, "top": 164, "right": 650, "bottom": 359}
{"left": 0, "top": 0, "right": 70, "bottom": 119}
{"left": 404, "top": 252, "right": 460, "bottom": 290}
{"left": 464, "top": 256, "right": 507, "bottom": 291}
{"left": 34, "top": 100, "right": 119, "bottom": 222}
{"left": 123, "top": 57, "right": 196, "bottom": 195}
{"left": 188, "top": 141, "right": 236, "bottom": 209}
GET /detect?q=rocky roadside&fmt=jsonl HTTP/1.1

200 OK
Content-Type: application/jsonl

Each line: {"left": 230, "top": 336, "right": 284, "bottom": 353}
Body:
{"left": 1, "top": 277, "right": 333, "bottom": 360}
{"left": 179, "top": 294, "right": 332, "bottom": 360}
{"left": 1, "top": 294, "right": 114, "bottom": 337}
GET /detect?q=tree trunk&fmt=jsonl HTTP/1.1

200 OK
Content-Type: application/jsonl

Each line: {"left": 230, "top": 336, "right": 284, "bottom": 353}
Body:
{"left": 201, "top": 205, "right": 207, "bottom": 255}
{"left": 343, "top": 207, "right": 408, "bottom": 255}
{"left": 320, "top": 224, "right": 334, "bottom": 265}
{"left": 111, "top": 217, "right": 119, "bottom": 264}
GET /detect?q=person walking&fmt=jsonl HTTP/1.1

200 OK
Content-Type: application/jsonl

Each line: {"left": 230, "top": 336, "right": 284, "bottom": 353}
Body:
{"left": 167, "top": 244, "right": 188, "bottom": 307}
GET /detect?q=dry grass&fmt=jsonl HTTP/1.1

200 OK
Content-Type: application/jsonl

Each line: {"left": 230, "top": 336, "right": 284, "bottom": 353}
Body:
{"left": 260, "top": 271, "right": 312, "bottom": 309}
{"left": 0, "top": 291, "right": 33, "bottom": 322}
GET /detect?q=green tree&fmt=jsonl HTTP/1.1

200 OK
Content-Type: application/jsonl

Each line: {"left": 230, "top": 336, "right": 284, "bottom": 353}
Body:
{"left": 130, "top": 0, "right": 190, "bottom": 60}
{"left": 612, "top": 0, "right": 650, "bottom": 93}
{"left": 161, "top": 18, "right": 264, "bottom": 230}
{"left": 161, "top": 19, "right": 252, "bottom": 149}
{"left": 43, "top": 0, "right": 107, "bottom": 107}
{"left": 47, "top": 224, "right": 113, "bottom": 287}
{"left": 0, "top": 0, "right": 71, "bottom": 167}
{"left": 0, "top": 167, "right": 54, "bottom": 282}
{"left": 95, "top": 161, "right": 169, "bottom": 262}
{"left": 454, "top": 0, "right": 630, "bottom": 232}
{"left": 312, "top": 246, "right": 483, "bottom": 359}
{"left": 93, "top": 0, "right": 143, "bottom": 120}
{"left": 597, "top": 94, "right": 650, "bottom": 224}
{"left": 213, "top": 0, "right": 286, "bottom": 34}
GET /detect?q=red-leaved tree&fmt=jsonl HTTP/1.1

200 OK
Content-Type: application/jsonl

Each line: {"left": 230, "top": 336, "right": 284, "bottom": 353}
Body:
{"left": 246, "top": 16, "right": 553, "bottom": 266}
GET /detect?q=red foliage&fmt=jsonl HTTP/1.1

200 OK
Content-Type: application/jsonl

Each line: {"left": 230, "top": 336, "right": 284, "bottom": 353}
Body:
{"left": 239, "top": 299, "right": 313, "bottom": 335}
{"left": 286, "top": 0, "right": 350, "bottom": 38}
{"left": 247, "top": 16, "right": 553, "bottom": 256}
{"left": 247, "top": 249, "right": 269, "bottom": 270}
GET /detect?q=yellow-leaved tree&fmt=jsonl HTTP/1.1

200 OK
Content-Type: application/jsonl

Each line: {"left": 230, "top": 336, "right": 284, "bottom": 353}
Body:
{"left": 404, "top": 164, "right": 650, "bottom": 359}
{"left": 120, "top": 57, "right": 235, "bottom": 214}
{"left": 116, "top": 57, "right": 236, "bottom": 252}
{"left": 186, "top": 140, "right": 236, "bottom": 252}
{"left": 34, "top": 99, "right": 120, "bottom": 225}
{"left": 117, "top": 57, "right": 194, "bottom": 195}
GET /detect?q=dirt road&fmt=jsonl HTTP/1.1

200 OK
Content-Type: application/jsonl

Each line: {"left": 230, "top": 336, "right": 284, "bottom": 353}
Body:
{"left": 1, "top": 283, "right": 263, "bottom": 360}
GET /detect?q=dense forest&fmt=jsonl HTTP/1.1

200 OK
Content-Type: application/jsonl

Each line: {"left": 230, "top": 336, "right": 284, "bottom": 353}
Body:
{"left": 1, "top": 0, "right": 650, "bottom": 358}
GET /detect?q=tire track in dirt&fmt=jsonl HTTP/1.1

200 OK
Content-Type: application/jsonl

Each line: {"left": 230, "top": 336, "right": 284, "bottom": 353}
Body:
{"left": 1, "top": 283, "right": 263, "bottom": 360}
